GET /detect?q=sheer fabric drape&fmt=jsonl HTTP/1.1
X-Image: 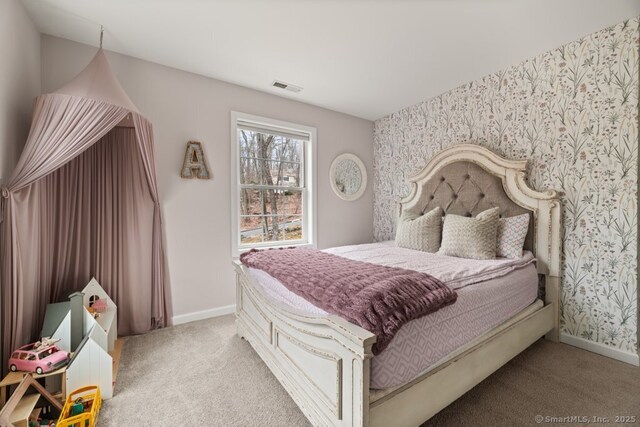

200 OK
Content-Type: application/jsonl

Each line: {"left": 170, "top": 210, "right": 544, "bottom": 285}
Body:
{"left": 0, "top": 94, "right": 168, "bottom": 368}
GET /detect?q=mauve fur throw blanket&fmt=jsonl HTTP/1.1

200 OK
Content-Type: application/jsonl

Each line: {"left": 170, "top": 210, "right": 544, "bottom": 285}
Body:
{"left": 240, "top": 247, "right": 457, "bottom": 354}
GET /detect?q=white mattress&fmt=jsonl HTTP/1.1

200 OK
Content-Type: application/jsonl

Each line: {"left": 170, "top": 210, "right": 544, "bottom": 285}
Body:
{"left": 246, "top": 242, "right": 538, "bottom": 389}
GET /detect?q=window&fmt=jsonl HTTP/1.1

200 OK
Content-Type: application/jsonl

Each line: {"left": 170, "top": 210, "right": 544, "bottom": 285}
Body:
{"left": 38, "top": 348, "right": 57, "bottom": 359}
{"left": 89, "top": 295, "right": 100, "bottom": 307}
{"left": 231, "top": 112, "right": 316, "bottom": 256}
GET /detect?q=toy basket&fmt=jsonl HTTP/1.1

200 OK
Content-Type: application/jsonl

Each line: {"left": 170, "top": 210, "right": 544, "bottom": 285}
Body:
{"left": 57, "top": 385, "right": 101, "bottom": 427}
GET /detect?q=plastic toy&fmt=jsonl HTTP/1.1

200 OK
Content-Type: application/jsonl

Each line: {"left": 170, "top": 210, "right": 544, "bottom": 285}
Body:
{"left": 91, "top": 298, "right": 107, "bottom": 313}
{"left": 8, "top": 342, "right": 70, "bottom": 375}
{"left": 57, "top": 386, "right": 101, "bottom": 427}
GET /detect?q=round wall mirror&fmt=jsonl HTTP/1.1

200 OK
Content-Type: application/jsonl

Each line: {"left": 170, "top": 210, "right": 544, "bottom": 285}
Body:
{"left": 329, "top": 153, "right": 367, "bottom": 201}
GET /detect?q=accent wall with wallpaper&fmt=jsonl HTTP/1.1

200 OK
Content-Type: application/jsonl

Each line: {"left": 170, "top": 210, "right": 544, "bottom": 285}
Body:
{"left": 373, "top": 17, "right": 639, "bottom": 360}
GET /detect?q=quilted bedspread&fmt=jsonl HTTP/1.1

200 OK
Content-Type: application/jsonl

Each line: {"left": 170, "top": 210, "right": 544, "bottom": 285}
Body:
{"left": 240, "top": 247, "right": 457, "bottom": 354}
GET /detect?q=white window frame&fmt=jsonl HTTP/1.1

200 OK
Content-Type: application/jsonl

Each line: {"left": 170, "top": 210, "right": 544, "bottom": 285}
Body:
{"left": 230, "top": 111, "right": 317, "bottom": 257}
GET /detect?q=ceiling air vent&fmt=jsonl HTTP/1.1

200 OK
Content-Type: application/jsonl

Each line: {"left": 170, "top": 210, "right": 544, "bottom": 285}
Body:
{"left": 272, "top": 80, "right": 303, "bottom": 93}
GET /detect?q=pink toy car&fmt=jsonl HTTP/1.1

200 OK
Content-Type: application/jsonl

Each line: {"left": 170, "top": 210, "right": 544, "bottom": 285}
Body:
{"left": 8, "top": 343, "right": 70, "bottom": 375}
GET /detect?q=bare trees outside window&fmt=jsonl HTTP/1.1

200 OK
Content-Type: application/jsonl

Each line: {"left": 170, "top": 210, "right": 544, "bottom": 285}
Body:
{"left": 238, "top": 129, "right": 305, "bottom": 245}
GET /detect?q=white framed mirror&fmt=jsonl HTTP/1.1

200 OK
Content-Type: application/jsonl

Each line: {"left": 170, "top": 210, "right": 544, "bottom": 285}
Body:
{"left": 329, "top": 153, "right": 367, "bottom": 201}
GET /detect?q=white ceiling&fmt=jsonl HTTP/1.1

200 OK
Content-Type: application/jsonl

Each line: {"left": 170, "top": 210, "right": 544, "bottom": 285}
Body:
{"left": 21, "top": 0, "right": 640, "bottom": 121}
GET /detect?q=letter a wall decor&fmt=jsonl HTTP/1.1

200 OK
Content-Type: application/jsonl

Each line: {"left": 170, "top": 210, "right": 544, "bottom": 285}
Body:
{"left": 181, "top": 141, "right": 211, "bottom": 179}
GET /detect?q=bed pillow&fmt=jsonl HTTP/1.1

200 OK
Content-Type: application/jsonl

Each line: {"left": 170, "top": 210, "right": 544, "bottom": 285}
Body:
{"left": 395, "top": 206, "right": 443, "bottom": 253}
{"left": 496, "top": 213, "right": 530, "bottom": 258}
{"left": 439, "top": 207, "right": 500, "bottom": 260}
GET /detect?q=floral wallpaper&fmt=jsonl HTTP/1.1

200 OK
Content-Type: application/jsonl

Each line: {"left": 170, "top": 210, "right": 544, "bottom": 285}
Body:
{"left": 373, "top": 18, "right": 639, "bottom": 354}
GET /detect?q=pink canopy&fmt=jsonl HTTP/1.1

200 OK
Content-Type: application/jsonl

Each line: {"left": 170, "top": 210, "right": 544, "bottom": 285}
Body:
{"left": 0, "top": 49, "right": 169, "bottom": 367}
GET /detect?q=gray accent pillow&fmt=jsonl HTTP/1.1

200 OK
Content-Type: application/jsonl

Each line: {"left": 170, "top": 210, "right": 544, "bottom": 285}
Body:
{"left": 439, "top": 207, "right": 500, "bottom": 260}
{"left": 395, "top": 207, "right": 443, "bottom": 253}
{"left": 496, "top": 213, "right": 530, "bottom": 258}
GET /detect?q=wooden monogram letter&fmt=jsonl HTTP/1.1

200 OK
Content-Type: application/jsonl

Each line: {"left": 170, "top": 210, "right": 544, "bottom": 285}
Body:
{"left": 181, "top": 141, "right": 211, "bottom": 179}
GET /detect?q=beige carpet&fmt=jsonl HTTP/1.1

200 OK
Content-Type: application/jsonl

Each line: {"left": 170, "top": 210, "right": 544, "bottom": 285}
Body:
{"left": 100, "top": 315, "right": 639, "bottom": 426}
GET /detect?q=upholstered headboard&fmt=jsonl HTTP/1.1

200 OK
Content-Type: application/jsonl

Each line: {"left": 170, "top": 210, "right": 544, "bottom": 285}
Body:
{"left": 398, "top": 144, "right": 562, "bottom": 339}
{"left": 402, "top": 160, "right": 534, "bottom": 251}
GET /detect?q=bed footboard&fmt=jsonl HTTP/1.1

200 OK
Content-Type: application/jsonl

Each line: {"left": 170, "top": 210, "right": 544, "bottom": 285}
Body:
{"left": 234, "top": 261, "right": 375, "bottom": 427}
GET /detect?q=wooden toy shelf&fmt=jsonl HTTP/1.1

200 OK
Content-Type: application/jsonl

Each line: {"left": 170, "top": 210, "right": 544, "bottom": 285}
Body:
{"left": 110, "top": 338, "right": 124, "bottom": 386}
{"left": 9, "top": 393, "right": 40, "bottom": 427}
{"left": 1, "top": 336, "right": 123, "bottom": 410}
{"left": 0, "top": 376, "right": 63, "bottom": 427}
{"left": 0, "top": 366, "right": 67, "bottom": 407}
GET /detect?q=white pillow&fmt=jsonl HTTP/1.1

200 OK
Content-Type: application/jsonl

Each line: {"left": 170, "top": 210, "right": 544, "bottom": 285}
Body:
{"left": 395, "top": 207, "right": 443, "bottom": 253}
{"left": 439, "top": 207, "right": 500, "bottom": 260}
{"left": 496, "top": 213, "right": 530, "bottom": 258}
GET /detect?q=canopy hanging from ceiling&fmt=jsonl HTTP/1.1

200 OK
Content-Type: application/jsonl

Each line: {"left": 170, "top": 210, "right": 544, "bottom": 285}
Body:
{"left": 0, "top": 49, "right": 169, "bottom": 368}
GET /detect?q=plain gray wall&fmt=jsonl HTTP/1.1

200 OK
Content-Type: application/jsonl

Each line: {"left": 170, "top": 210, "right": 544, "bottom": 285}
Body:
{"left": 41, "top": 35, "right": 375, "bottom": 321}
{"left": 0, "top": 0, "right": 40, "bottom": 184}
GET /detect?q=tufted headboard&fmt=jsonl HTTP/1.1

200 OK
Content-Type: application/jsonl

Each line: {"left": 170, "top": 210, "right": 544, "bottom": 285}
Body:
{"left": 398, "top": 144, "right": 563, "bottom": 340}
{"left": 402, "top": 160, "right": 534, "bottom": 251}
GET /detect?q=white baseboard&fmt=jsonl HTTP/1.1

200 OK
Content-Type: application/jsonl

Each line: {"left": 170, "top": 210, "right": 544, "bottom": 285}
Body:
{"left": 172, "top": 304, "right": 236, "bottom": 326}
{"left": 560, "top": 333, "right": 639, "bottom": 366}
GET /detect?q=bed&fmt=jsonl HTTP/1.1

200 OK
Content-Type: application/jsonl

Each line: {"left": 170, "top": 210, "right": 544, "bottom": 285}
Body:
{"left": 233, "top": 144, "right": 562, "bottom": 427}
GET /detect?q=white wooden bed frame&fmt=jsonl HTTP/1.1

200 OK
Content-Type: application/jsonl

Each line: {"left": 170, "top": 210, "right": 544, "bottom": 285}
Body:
{"left": 234, "top": 145, "right": 562, "bottom": 427}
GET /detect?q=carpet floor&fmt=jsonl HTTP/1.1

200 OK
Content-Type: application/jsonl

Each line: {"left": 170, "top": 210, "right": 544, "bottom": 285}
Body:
{"left": 100, "top": 315, "right": 639, "bottom": 427}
